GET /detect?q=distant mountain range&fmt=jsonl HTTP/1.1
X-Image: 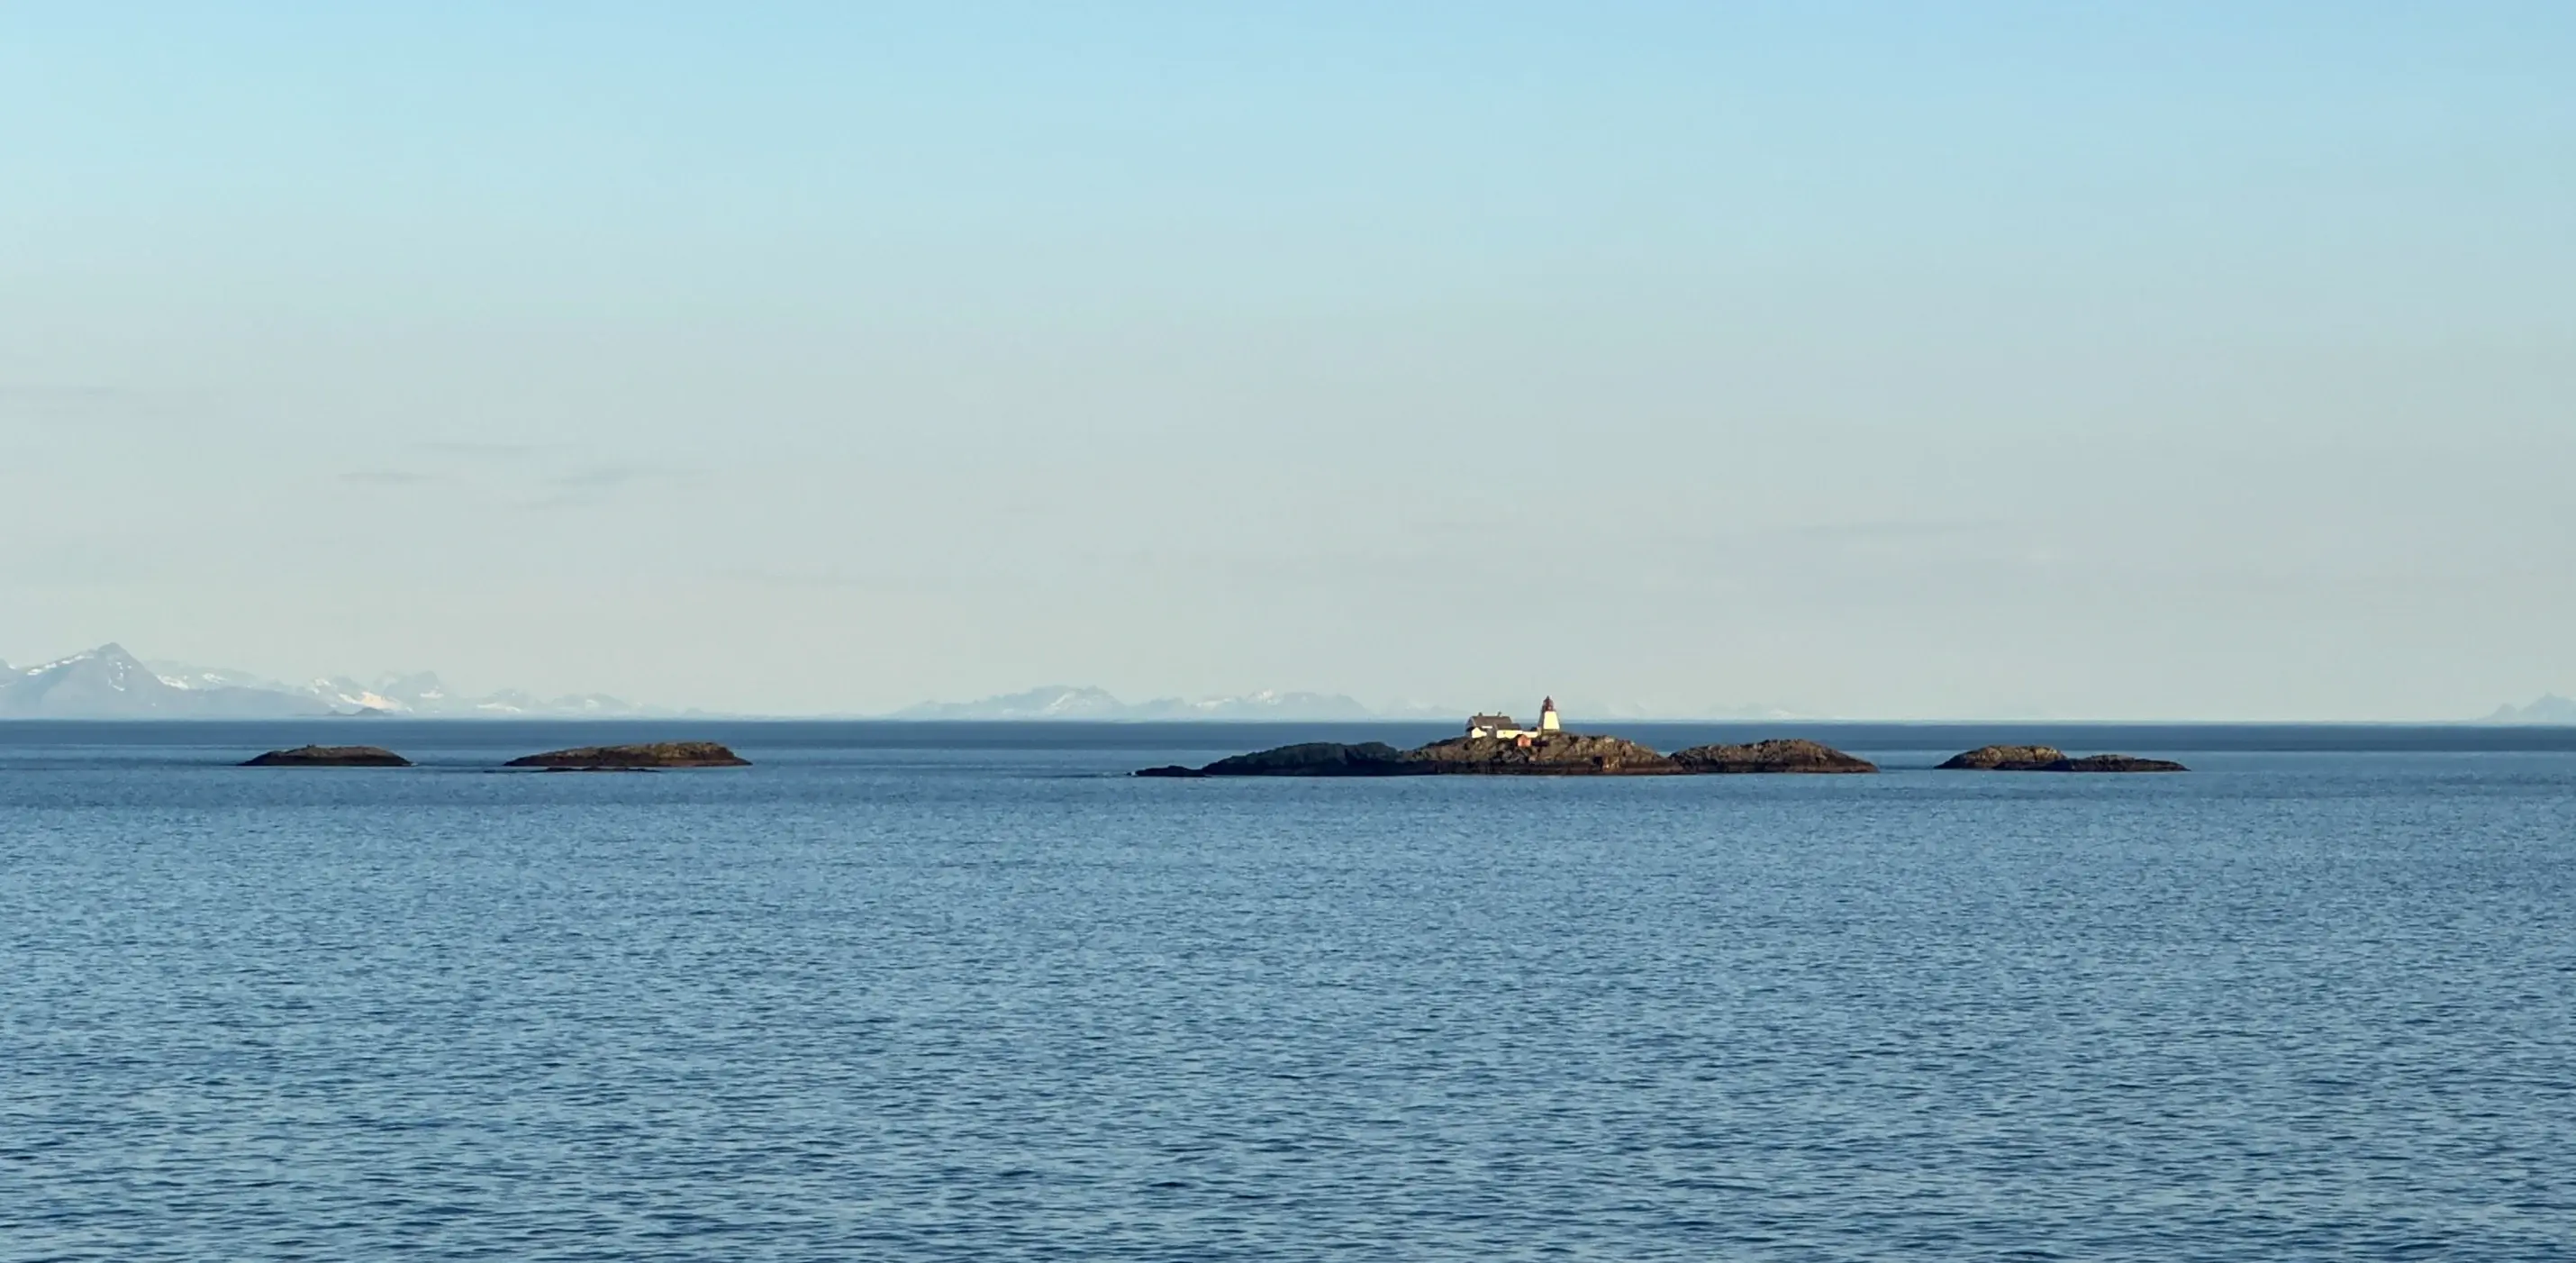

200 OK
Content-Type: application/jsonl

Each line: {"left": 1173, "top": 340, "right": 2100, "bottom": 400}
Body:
{"left": 12, "top": 645, "right": 2562, "bottom": 723}
{"left": 2476, "top": 694, "right": 2576, "bottom": 725}
{"left": 886, "top": 686, "right": 1808, "bottom": 722}
{"left": 890, "top": 685, "right": 1412, "bottom": 722}
{"left": 893, "top": 686, "right": 2576, "bottom": 724}
{"left": 0, "top": 644, "right": 655, "bottom": 719}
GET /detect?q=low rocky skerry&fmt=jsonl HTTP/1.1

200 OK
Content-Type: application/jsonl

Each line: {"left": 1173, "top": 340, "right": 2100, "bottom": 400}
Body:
{"left": 241, "top": 744, "right": 413, "bottom": 768}
{"left": 1406, "top": 731, "right": 1682, "bottom": 775}
{"left": 1673, "top": 739, "right": 1878, "bottom": 774}
{"left": 1138, "top": 733, "right": 1881, "bottom": 778}
{"left": 504, "top": 741, "right": 750, "bottom": 769}
{"left": 1138, "top": 741, "right": 1416, "bottom": 777}
{"left": 1938, "top": 744, "right": 2186, "bottom": 773}
{"left": 1136, "top": 734, "right": 1687, "bottom": 777}
{"left": 1137, "top": 704, "right": 1875, "bottom": 778}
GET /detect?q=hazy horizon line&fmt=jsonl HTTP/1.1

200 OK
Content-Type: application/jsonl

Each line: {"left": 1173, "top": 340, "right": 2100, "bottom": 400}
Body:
{"left": 0, "top": 713, "right": 2562, "bottom": 728}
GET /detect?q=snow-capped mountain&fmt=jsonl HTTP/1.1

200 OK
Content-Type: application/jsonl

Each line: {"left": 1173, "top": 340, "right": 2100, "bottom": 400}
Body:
{"left": 892, "top": 686, "right": 1138, "bottom": 720}
{"left": 279, "top": 669, "right": 652, "bottom": 717}
{"left": 0, "top": 643, "right": 655, "bottom": 718}
{"left": 440, "top": 685, "right": 644, "bottom": 717}
{"left": 893, "top": 686, "right": 1388, "bottom": 721}
{"left": 291, "top": 670, "right": 467, "bottom": 714}
{"left": 1558, "top": 700, "right": 1811, "bottom": 722}
{"left": 152, "top": 663, "right": 296, "bottom": 693}
{"left": 2477, "top": 694, "right": 2576, "bottom": 725}
{"left": 1127, "top": 690, "right": 1378, "bottom": 721}
{"left": 1, "top": 645, "right": 330, "bottom": 717}
{"left": 888, "top": 687, "right": 1811, "bottom": 722}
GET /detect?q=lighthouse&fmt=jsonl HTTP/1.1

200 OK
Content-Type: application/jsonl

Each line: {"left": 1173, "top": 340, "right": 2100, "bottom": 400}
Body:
{"left": 1463, "top": 696, "right": 1566, "bottom": 740}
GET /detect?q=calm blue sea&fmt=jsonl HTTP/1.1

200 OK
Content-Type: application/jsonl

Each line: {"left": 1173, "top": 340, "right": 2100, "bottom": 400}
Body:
{"left": 4, "top": 722, "right": 2572, "bottom": 1260}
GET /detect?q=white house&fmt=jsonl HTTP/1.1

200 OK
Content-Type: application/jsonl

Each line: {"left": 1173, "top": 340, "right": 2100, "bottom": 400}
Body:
{"left": 1466, "top": 697, "right": 1562, "bottom": 740}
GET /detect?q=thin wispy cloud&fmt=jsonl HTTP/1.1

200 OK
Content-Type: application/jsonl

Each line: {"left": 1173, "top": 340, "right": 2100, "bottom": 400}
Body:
{"left": 715, "top": 565, "right": 971, "bottom": 595}
{"left": 1784, "top": 517, "right": 2010, "bottom": 542}
{"left": 411, "top": 440, "right": 540, "bottom": 459}
{"left": 0, "top": 383, "right": 203, "bottom": 424}
{"left": 548, "top": 466, "right": 655, "bottom": 491}
{"left": 516, "top": 463, "right": 677, "bottom": 509}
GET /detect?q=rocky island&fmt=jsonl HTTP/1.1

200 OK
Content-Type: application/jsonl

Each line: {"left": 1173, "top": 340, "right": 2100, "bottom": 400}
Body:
{"left": 1938, "top": 744, "right": 2186, "bottom": 773}
{"left": 1405, "top": 731, "right": 1682, "bottom": 775}
{"left": 1138, "top": 741, "right": 1416, "bottom": 777}
{"left": 1136, "top": 698, "right": 1876, "bottom": 778}
{"left": 1136, "top": 734, "right": 1682, "bottom": 777}
{"left": 503, "top": 741, "right": 750, "bottom": 769}
{"left": 240, "top": 744, "right": 413, "bottom": 768}
{"left": 1673, "top": 739, "right": 1878, "bottom": 774}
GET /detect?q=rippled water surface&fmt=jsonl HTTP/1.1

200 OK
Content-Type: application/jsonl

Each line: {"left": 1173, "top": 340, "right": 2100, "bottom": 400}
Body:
{"left": 4, "top": 722, "right": 2573, "bottom": 1259}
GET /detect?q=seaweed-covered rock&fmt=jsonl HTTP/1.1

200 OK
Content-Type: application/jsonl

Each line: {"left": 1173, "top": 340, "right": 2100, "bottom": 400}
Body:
{"left": 2046, "top": 754, "right": 2187, "bottom": 773}
{"left": 1672, "top": 739, "right": 1877, "bottom": 774}
{"left": 1400, "top": 732, "right": 1682, "bottom": 775}
{"left": 1186, "top": 741, "right": 1416, "bottom": 777}
{"left": 504, "top": 741, "right": 749, "bottom": 769}
{"left": 1938, "top": 744, "right": 2185, "bottom": 772}
{"left": 1937, "top": 745, "right": 2069, "bottom": 770}
{"left": 241, "top": 744, "right": 412, "bottom": 768}
{"left": 1135, "top": 733, "right": 1683, "bottom": 777}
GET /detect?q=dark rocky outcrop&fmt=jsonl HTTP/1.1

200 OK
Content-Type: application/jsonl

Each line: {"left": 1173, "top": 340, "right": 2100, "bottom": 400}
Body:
{"left": 1138, "top": 741, "right": 1416, "bottom": 777}
{"left": 241, "top": 744, "right": 413, "bottom": 768}
{"left": 1138, "top": 731, "right": 1913, "bottom": 778}
{"left": 1138, "top": 732, "right": 1686, "bottom": 777}
{"left": 1672, "top": 739, "right": 1877, "bottom": 774}
{"left": 1938, "top": 744, "right": 2185, "bottom": 772}
{"left": 2048, "top": 754, "right": 2188, "bottom": 773}
{"left": 504, "top": 741, "right": 749, "bottom": 769}
{"left": 1404, "top": 733, "right": 1682, "bottom": 775}
{"left": 1937, "top": 745, "right": 2069, "bottom": 770}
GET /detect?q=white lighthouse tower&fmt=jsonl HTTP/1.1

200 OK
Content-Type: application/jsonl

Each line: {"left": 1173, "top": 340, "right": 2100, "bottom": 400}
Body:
{"left": 1538, "top": 696, "right": 1561, "bottom": 732}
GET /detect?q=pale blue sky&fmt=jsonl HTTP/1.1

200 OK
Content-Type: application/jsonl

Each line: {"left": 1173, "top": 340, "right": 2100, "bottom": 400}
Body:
{"left": 4, "top": 3, "right": 2570, "bottom": 717}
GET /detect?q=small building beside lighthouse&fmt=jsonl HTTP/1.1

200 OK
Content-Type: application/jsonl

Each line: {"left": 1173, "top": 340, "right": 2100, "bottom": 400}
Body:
{"left": 1465, "top": 697, "right": 1564, "bottom": 740}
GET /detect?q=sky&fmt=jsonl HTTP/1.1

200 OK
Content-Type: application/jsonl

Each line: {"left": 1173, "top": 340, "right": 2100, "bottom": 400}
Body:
{"left": 3, "top": 2, "right": 2571, "bottom": 719}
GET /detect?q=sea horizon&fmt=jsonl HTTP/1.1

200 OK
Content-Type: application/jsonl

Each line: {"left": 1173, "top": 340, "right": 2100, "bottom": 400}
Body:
{"left": 6, "top": 716, "right": 2575, "bottom": 759}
